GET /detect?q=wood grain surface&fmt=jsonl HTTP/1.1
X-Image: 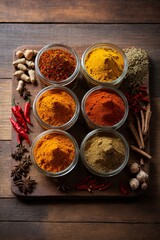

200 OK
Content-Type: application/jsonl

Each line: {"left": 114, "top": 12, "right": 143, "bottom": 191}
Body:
{"left": 0, "top": 0, "right": 160, "bottom": 239}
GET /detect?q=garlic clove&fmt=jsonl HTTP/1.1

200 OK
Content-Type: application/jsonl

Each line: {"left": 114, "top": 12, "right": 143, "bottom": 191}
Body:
{"left": 136, "top": 170, "right": 148, "bottom": 183}
{"left": 130, "top": 162, "right": 140, "bottom": 174}
{"left": 141, "top": 182, "right": 148, "bottom": 190}
{"left": 129, "top": 178, "right": 140, "bottom": 190}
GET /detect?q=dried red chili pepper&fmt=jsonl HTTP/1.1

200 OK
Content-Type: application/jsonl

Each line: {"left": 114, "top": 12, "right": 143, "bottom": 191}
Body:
{"left": 24, "top": 99, "right": 32, "bottom": 125}
{"left": 98, "top": 182, "right": 112, "bottom": 191}
{"left": 11, "top": 98, "right": 28, "bottom": 132}
{"left": 17, "top": 133, "right": 22, "bottom": 145}
{"left": 10, "top": 117, "right": 30, "bottom": 145}
{"left": 119, "top": 183, "right": 128, "bottom": 196}
{"left": 123, "top": 87, "right": 150, "bottom": 114}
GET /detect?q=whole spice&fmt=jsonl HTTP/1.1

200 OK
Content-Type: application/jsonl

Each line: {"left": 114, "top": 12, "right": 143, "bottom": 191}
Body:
{"left": 85, "top": 89, "right": 125, "bottom": 126}
{"left": 85, "top": 47, "right": 124, "bottom": 82}
{"left": 11, "top": 98, "right": 28, "bottom": 132}
{"left": 10, "top": 117, "right": 30, "bottom": 145}
{"left": 11, "top": 144, "right": 36, "bottom": 195}
{"left": 39, "top": 49, "right": 76, "bottom": 81}
{"left": 128, "top": 121, "right": 143, "bottom": 149}
{"left": 136, "top": 170, "right": 148, "bottom": 183}
{"left": 33, "top": 133, "right": 75, "bottom": 173}
{"left": 130, "top": 162, "right": 140, "bottom": 174}
{"left": 124, "top": 86, "right": 150, "bottom": 113}
{"left": 24, "top": 99, "right": 32, "bottom": 125}
{"left": 129, "top": 178, "right": 140, "bottom": 190}
{"left": 119, "top": 182, "right": 128, "bottom": 195}
{"left": 14, "top": 175, "right": 36, "bottom": 195}
{"left": 16, "top": 80, "right": 24, "bottom": 93}
{"left": 11, "top": 144, "right": 28, "bottom": 160}
{"left": 75, "top": 175, "right": 112, "bottom": 192}
{"left": 141, "top": 182, "right": 148, "bottom": 190}
{"left": 130, "top": 145, "right": 152, "bottom": 160}
{"left": 37, "top": 89, "right": 76, "bottom": 126}
{"left": 123, "top": 47, "right": 149, "bottom": 90}
{"left": 83, "top": 133, "right": 125, "bottom": 174}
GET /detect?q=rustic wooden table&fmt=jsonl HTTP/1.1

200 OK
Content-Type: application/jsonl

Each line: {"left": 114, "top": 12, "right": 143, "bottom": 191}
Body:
{"left": 0, "top": 0, "right": 160, "bottom": 239}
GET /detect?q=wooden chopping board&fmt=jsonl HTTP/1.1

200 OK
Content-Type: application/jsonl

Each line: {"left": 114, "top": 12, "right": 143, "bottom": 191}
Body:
{"left": 11, "top": 45, "right": 150, "bottom": 199}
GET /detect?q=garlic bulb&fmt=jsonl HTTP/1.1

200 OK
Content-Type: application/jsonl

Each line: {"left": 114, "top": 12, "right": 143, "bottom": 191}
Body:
{"left": 141, "top": 182, "right": 148, "bottom": 190}
{"left": 136, "top": 170, "right": 148, "bottom": 183}
{"left": 129, "top": 178, "right": 140, "bottom": 190}
{"left": 130, "top": 162, "right": 140, "bottom": 174}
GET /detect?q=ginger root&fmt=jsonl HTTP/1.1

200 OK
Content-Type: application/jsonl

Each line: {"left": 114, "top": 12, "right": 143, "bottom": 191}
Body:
{"left": 13, "top": 48, "right": 38, "bottom": 96}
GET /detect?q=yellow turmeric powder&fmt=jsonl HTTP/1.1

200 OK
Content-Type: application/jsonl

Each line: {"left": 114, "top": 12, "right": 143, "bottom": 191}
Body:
{"left": 85, "top": 48, "right": 124, "bottom": 82}
{"left": 34, "top": 133, "right": 75, "bottom": 173}
{"left": 37, "top": 89, "right": 76, "bottom": 126}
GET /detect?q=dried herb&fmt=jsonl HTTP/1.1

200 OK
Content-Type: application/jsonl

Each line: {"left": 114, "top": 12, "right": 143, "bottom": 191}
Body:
{"left": 14, "top": 175, "right": 36, "bottom": 195}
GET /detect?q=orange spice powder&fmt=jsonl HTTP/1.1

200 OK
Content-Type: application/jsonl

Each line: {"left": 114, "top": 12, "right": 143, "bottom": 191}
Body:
{"left": 37, "top": 89, "right": 76, "bottom": 126}
{"left": 85, "top": 90, "right": 125, "bottom": 126}
{"left": 34, "top": 133, "right": 75, "bottom": 173}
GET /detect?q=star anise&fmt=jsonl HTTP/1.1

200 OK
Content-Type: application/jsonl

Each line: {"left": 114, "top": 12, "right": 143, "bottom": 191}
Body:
{"left": 57, "top": 183, "right": 70, "bottom": 193}
{"left": 11, "top": 144, "right": 28, "bottom": 161}
{"left": 11, "top": 167, "right": 22, "bottom": 180}
{"left": 21, "top": 155, "right": 32, "bottom": 168}
{"left": 14, "top": 175, "right": 37, "bottom": 195}
{"left": 14, "top": 161, "right": 29, "bottom": 173}
{"left": 20, "top": 87, "right": 31, "bottom": 100}
{"left": 55, "top": 178, "right": 70, "bottom": 193}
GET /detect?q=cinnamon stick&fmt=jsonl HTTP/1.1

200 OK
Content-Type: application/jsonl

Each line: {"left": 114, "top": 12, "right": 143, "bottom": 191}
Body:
{"left": 144, "top": 104, "right": 152, "bottom": 135}
{"left": 130, "top": 145, "right": 152, "bottom": 160}
{"left": 128, "top": 121, "right": 143, "bottom": 149}
{"left": 136, "top": 114, "right": 145, "bottom": 149}
{"left": 140, "top": 110, "right": 145, "bottom": 134}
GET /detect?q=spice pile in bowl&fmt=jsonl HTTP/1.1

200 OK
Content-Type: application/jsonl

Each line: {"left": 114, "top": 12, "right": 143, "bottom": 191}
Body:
{"left": 80, "top": 129, "right": 129, "bottom": 177}
{"left": 81, "top": 85, "right": 128, "bottom": 130}
{"left": 35, "top": 44, "right": 80, "bottom": 88}
{"left": 30, "top": 129, "right": 79, "bottom": 177}
{"left": 81, "top": 43, "right": 128, "bottom": 88}
{"left": 33, "top": 85, "right": 80, "bottom": 130}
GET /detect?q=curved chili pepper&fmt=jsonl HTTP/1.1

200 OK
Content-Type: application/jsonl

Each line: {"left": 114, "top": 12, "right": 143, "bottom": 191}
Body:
{"left": 11, "top": 98, "right": 28, "bottom": 132}
{"left": 17, "top": 133, "right": 22, "bottom": 145}
{"left": 24, "top": 98, "right": 32, "bottom": 125}
{"left": 10, "top": 117, "right": 30, "bottom": 145}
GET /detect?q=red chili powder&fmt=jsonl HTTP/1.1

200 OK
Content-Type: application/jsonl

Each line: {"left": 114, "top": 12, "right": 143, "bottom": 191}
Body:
{"left": 39, "top": 49, "right": 76, "bottom": 81}
{"left": 85, "top": 90, "right": 125, "bottom": 126}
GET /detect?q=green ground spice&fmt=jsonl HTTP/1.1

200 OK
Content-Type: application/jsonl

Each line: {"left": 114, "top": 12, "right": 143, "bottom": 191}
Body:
{"left": 84, "top": 133, "right": 125, "bottom": 173}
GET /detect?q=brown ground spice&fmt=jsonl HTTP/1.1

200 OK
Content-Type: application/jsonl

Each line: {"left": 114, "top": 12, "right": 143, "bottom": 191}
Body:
{"left": 84, "top": 133, "right": 125, "bottom": 173}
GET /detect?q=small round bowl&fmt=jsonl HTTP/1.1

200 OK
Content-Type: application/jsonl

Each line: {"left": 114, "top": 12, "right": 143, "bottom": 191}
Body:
{"left": 80, "top": 129, "right": 129, "bottom": 177}
{"left": 33, "top": 85, "right": 80, "bottom": 130}
{"left": 30, "top": 129, "right": 79, "bottom": 177}
{"left": 35, "top": 44, "right": 80, "bottom": 88}
{"left": 81, "top": 43, "right": 128, "bottom": 88}
{"left": 81, "top": 85, "right": 128, "bottom": 130}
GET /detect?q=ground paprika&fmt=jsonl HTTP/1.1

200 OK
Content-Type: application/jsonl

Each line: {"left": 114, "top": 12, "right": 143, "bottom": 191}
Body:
{"left": 85, "top": 89, "right": 125, "bottom": 126}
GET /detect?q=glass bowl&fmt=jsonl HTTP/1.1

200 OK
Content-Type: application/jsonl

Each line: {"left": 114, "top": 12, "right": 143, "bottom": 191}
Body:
{"left": 81, "top": 85, "right": 128, "bottom": 130}
{"left": 35, "top": 43, "right": 80, "bottom": 88}
{"left": 30, "top": 129, "right": 79, "bottom": 177}
{"left": 80, "top": 129, "right": 129, "bottom": 177}
{"left": 33, "top": 85, "right": 80, "bottom": 130}
{"left": 81, "top": 43, "right": 128, "bottom": 88}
